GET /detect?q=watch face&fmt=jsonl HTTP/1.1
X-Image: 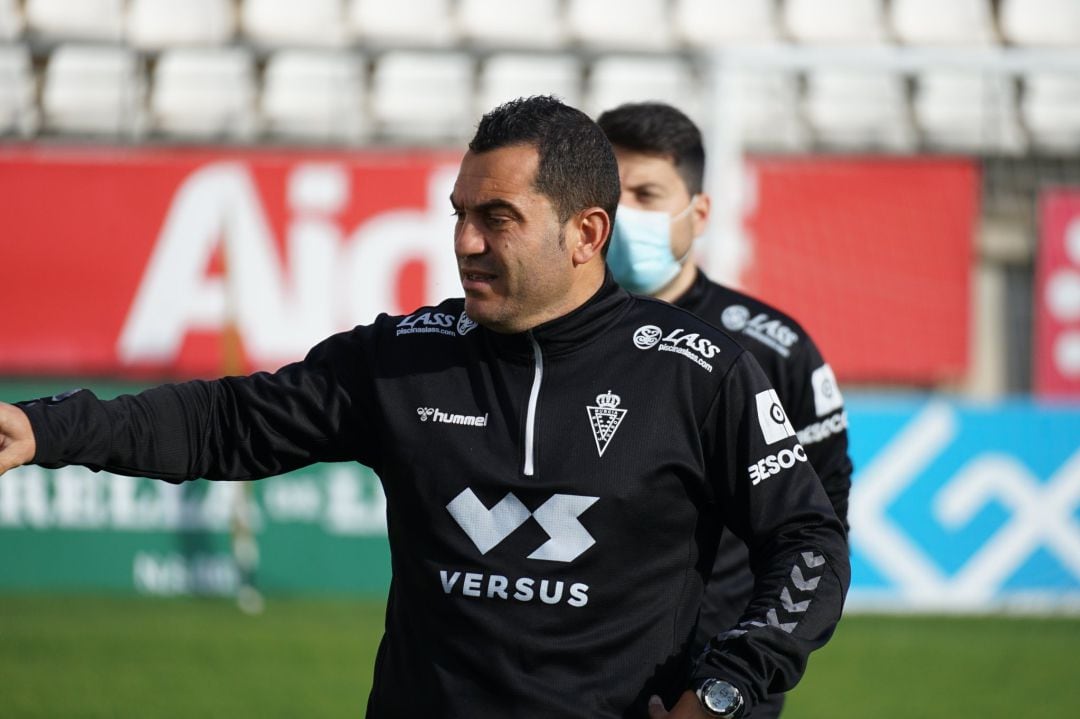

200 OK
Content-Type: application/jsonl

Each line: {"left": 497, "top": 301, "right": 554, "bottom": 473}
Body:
{"left": 702, "top": 679, "right": 742, "bottom": 717}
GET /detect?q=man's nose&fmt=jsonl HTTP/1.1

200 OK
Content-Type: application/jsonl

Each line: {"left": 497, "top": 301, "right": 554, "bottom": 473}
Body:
{"left": 455, "top": 218, "right": 487, "bottom": 257}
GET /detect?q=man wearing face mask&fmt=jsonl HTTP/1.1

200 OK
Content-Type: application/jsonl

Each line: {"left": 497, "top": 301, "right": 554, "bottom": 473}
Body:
{"left": 598, "top": 102, "right": 853, "bottom": 718}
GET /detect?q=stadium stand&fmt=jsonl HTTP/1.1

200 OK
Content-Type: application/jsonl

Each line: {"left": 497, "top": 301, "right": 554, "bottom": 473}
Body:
{"left": 784, "top": 0, "right": 889, "bottom": 44}
{"left": 149, "top": 47, "right": 256, "bottom": 140}
{"left": 42, "top": 44, "right": 141, "bottom": 136}
{"left": 348, "top": 0, "right": 457, "bottom": 47}
{"left": 459, "top": 0, "right": 565, "bottom": 50}
{"left": 913, "top": 70, "right": 1025, "bottom": 154}
{"left": 804, "top": 67, "right": 915, "bottom": 151}
{"left": 673, "top": 0, "right": 781, "bottom": 47}
{"left": 477, "top": 53, "right": 581, "bottom": 118}
{"left": 585, "top": 54, "right": 698, "bottom": 122}
{"left": 715, "top": 68, "right": 805, "bottom": 151}
{"left": 25, "top": 0, "right": 125, "bottom": 41}
{"left": 1021, "top": 72, "right": 1080, "bottom": 153}
{"left": 891, "top": 0, "right": 998, "bottom": 46}
{"left": 0, "top": 44, "right": 35, "bottom": 136}
{"left": 566, "top": 0, "right": 673, "bottom": 51}
{"left": 369, "top": 50, "right": 473, "bottom": 142}
{"left": 128, "top": 0, "right": 235, "bottom": 50}
{"left": 0, "top": 0, "right": 22, "bottom": 40}
{"left": 262, "top": 49, "right": 367, "bottom": 144}
{"left": 242, "top": 0, "right": 348, "bottom": 47}
{"left": 1000, "top": 0, "right": 1080, "bottom": 47}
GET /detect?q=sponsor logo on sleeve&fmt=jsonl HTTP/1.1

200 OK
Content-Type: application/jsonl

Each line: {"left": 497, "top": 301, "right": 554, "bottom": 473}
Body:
{"left": 396, "top": 311, "right": 457, "bottom": 337}
{"left": 586, "top": 390, "right": 627, "bottom": 457}
{"left": 811, "top": 363, "right": 844, "bottom": 417}
{"left": 632, "top": 324, "right": 720, "bottom": 373}
{"left": 721, "top": 304, "right": 799, "bottom": 357}
{"left": 755, "top": 389, "right": 796, "bottom": 444}
{"left": 748, "top": 443, "right": 809, "bottom": 485}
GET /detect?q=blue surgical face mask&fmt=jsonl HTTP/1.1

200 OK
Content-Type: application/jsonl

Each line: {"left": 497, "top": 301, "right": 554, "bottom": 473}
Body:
{"left": 607, "top": 198, "right": 697, "bottom": 293}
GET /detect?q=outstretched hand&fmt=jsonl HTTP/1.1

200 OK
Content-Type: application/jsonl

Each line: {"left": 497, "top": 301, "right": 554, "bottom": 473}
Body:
{"left": 0, "top": 402, "right": 35, "bottom": 476}
{"left": 648, "top": 691, "right": 711, "bottom": 719}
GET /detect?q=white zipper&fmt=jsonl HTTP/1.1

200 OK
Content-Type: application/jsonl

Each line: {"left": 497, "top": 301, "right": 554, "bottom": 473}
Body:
{"left": 523, "top": 333, "right": 543, "bottom": 476}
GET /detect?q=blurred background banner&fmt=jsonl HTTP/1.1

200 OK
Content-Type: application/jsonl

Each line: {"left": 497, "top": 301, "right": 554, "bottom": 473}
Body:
{"left": 1034, "top": 189, "right": 1080, "bottom": 397}
{"left": 2, "top": 151, "right": 976, "bottom": 384}
{"left": 1, "top": 392, "right": 1077, "bottom": 612}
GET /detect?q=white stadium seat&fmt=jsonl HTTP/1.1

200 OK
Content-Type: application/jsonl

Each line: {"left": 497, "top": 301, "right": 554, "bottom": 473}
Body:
{"left": 478, "top": 53, "right": 582, "bottom": 116}
{"left": 673, "top": 0, "right": 780, "bottom": 47}
{"left": 586, "top": 56, "right": 698, "bottom": 122}
{"left": 0, "top": 45, "right": 37, "bottom": 136}
{"left": 42, "top": 44, "right": 142, "bottom": 135}
{"left": 459, "top": 0, "right": 565, "bottom": 49}
{"left": 1021, "top": 73, "right": 1080, "bottom": 152}
{"left": 891, "top": 0, "right": 997, "bottom": 46}
{"left": 151, "top": 48, "right": 256, "bottom": 139}
{"left": 0, "top": 0, "right": 23, "bottom": 40}
{"left": 913, "top": 71, "right": 1025, "bottom": 153}
{"left": 1001, "top": 0, "right": 1080, "bottom": 46}
{"left": 804, "top": 69, "right": 914, "bottom": 151}
{"left": 262, "top": 50, "right": 367, "bottom": 144}
{"left": 784, "top": 0, "right": 888, "bottom": 44}
{"left": 243, "top": 0, "right": 347, "bottom": 47}
{"left": 370, "top": 51, "right": 474, "bottom": 141}
{"left": 567, "top": 0, "right": 673, "bottom": 51}
{"left": 128, "top": 0, "right": 235, "bottom": 49}
{"left": 714, "top": 69, "right": 805, "bottom": 151}
{"left": 26, "top": 0, "right": 124, "bottom": 41}
{"left": 348, "top": 0, "right": 457, "bottom": 47}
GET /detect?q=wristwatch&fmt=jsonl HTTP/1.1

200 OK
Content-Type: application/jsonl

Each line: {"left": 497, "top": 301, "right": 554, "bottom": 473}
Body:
{"left": 693, "top": 678, "right": 745, "bottom": 718}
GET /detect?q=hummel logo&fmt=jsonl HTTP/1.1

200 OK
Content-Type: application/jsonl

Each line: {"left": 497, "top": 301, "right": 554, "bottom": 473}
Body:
{"left": 586, "top": 390, "right": 627, "bottom": 458}
{"left": 447, "top": 489, "right": 599, "bottom": 563}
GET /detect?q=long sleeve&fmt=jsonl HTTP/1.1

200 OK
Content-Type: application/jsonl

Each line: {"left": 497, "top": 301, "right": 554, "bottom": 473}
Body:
{"left": 695, "top": 351, "right": 850, "bottom": 709}
{"left": 19, "top": 326, "right": 382, "bottom": 483}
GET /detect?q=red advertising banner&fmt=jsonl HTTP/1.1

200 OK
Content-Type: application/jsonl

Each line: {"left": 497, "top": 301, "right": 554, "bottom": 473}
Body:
{"left": 1034, "top": 190, "right": 1080, "bottom": 397}
{"left": 742, "top": 158, "right": 976, "bottom": 384}
{"left": 2, "top": 146, "right": 463, "bottom": 377}
{"left": 2, "top": 148, "right": 976, "bottom": 383}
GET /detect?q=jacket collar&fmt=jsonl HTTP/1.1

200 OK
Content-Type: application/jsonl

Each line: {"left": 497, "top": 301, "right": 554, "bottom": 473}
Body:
{"left": 482, "top": 269, "right": 632, "bottom": 360}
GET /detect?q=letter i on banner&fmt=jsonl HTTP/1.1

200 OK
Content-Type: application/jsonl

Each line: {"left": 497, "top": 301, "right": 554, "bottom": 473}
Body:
{"left": 222, "top": 242, "right": 263, "bottom": 616}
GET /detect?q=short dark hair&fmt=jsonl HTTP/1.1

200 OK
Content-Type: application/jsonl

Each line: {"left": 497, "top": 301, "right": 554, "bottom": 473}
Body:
{"left": 596, "top": 102, "right": 705, "bottom": 195}
{"left": 470, "top": 95, "right": 620, "bottom": 228}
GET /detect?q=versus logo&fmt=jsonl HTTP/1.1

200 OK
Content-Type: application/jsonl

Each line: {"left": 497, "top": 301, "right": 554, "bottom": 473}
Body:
{"left": 632, "top": 324, "right": 720, "bottom": 373}
{"left": 396, "top": 311, "right": 458, "bottom": 337}
{"left": 721, "top": 305, "right": 800, "bottom": 357}
{"left": 446, "top": 489, "right": 598, "bottom": 562}
{"left": 416, "top": 407, "right": 488, "bottom": 427}
{"left": 586, "top": 390, "right": 627, "bottom": 458}
{"left": 755, "top": 389, "right": 796, "bottom": 444}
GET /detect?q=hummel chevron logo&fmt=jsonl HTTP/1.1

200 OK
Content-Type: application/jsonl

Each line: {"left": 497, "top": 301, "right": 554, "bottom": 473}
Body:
{"left": 446, "top": 489, "right": 599, "bottom": 563}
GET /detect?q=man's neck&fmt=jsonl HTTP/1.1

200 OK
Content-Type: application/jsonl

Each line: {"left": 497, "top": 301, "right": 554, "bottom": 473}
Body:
{"left": 652, "top": 262, "right": 698, "bottom": 303}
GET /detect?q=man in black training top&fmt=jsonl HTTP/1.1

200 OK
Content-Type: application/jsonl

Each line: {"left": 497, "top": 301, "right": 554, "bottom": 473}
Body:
{"left": 0, "top": 97, "right": 848, "bottom": 719}
{"left": 598, "top": 101, "right": 853, "bottom": 718}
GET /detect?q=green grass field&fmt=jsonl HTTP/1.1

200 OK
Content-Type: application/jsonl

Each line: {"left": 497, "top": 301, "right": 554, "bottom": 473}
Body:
{"left": 2, "top": 595, "right": 1078, "bottom": 718}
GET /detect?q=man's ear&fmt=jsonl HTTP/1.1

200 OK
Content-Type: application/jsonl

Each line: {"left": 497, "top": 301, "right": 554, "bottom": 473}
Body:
{"left": 570, "top": 207, "right": 610, "bottom": 266}
{"left": 691, "top": 192, "right": 711, "bottom": 238}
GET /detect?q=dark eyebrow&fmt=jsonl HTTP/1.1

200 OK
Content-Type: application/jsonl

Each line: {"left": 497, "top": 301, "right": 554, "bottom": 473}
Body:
{"left": 448, "top": 196, "right": 525, "bottom": 220}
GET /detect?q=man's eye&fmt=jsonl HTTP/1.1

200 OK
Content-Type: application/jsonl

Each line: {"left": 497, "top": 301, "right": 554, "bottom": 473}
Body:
{"left": 487, "top": 215, "right": 510, "bottom": 228}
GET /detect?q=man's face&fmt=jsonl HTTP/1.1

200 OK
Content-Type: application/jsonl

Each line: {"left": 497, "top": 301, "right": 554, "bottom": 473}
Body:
{"left": 613, "top": 146, "right": 708, "bottom": 261}
{"left": 451, "top": 144, "right": 581, "bottom": 334}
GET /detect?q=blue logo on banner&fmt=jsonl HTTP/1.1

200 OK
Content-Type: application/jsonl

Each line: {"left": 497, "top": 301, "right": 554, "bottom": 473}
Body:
{"left": 846, "top": 398, "right": 1080, "bottom": 610}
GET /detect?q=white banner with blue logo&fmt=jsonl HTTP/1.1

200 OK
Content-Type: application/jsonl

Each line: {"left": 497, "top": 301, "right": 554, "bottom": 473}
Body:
{"left": 846, "top": 397, "right": 1080, "bottom": 613}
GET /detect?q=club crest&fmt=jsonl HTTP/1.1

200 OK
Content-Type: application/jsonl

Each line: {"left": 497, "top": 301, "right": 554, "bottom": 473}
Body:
{"left": 586, "top": 390, "right": 627, "bottom": 458}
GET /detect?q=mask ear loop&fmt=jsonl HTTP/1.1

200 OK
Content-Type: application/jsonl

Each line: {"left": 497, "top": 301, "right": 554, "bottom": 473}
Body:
{"left": 672, "top": 194, "right": 699, "bottom": 265}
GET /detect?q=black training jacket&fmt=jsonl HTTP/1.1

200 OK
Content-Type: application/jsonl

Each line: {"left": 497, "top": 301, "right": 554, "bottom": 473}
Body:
{"left": 675, "top": 270, "right": 854, "bottom": 659}
{"left": 20, "top": 274, "right": 849, "bottom": 718}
